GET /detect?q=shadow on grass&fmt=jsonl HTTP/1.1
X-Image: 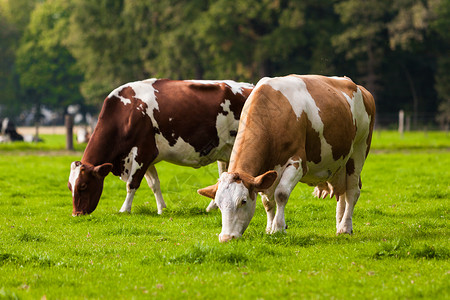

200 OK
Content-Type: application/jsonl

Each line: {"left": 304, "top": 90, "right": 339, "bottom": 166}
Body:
{"left": 372, "top": 237, "right": 449, "bottom": 260}
{"left": 0, "top": 252, "right": 57, "bottom": 268}
{"left": 133, "top": 204, "right": 210, "bottom": 217}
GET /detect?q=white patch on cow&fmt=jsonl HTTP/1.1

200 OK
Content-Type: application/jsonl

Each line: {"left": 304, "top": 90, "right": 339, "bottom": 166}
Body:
{"left": 153, "top": 98, "right": 239, "bottom": 167}
{"left": 186, "top": 80, "right": 253, "bottom": 95}
{"left": 153, "top": 134, "right": 210, "bottom": 167}
{"left": 108, "top": 78, "right": 160, "bottom": 117}
{"left": 69, "top": 163, "right": 81, "bottom": 197}
{"left": 215, "top": 99, "right": 239, "bottom": 152}
{"left": 329, "top": 76, "right": 351, "bottom": 81}
{"left": 120, "top": 147, "right": 143, "bottom": 183}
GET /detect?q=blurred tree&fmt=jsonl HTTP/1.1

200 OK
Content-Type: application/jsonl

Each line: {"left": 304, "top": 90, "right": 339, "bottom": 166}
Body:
{"left": 332, "top": 0, "right": 390, "bottom": 101}
{"left": 0, "top": 0, "right": 446, "bottom": 128}
{"left": 0, "top": 10, "right": 20, "bottom": 118}
{"left": 0, "top": 0, "right": 38, "bottom": 36}
{"left": 68, "top": 0, "right": 215, "bottom": 103}
{"left": 387, "top": 0, "right": 443, "bottom": 128}
{"left": 194, "top": 0, "right": 310, "bottom": 82}
{"left": 431, "top": 0, "right": 450, "bottom": 129}
{"left": 131, "top": 0, "right": 209, "bottom": 80}
{"left": 0, "top": 0, "right": 39, "bottom": 120}
{"left": 68, "top": 0, "right": 127, "bottom": 104}
{"left": 15, "top": 0, "right": 83, "bottom": 131}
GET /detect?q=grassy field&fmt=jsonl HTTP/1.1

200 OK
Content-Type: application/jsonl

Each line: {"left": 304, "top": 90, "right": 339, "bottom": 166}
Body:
{"left": 0, "top": 131, "right": 449, "bottom": 299}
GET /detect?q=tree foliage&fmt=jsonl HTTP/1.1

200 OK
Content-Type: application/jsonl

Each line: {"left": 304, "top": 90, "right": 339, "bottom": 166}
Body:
{"left": 8, "top": 0, "right": 83, "bottom": 126}
{"left": 0, "top": 0, "right": 448, "bottom": 127}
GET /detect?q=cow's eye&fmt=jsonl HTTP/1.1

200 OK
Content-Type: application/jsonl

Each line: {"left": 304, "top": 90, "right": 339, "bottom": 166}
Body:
{"left": 79, "top": 183, "right": 87, "bottom": 191}
{"left": 240, "top": 199, "right": 247, "bottom": 206}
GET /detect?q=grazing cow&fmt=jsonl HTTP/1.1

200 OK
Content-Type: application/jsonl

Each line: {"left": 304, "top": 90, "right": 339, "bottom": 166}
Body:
{"left": 198, "top": 75, "right": 375, "bottom": 242}
{"left": 69, "top": 79, "right": 253, "bottom": 216}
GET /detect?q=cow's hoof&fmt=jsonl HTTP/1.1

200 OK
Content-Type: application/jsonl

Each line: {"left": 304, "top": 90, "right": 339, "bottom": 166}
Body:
{"left": 270, "top": 223, "right": 287, "bottom": 234}
{"left": 336, "top": 227, "right": 353, "bottom": 235}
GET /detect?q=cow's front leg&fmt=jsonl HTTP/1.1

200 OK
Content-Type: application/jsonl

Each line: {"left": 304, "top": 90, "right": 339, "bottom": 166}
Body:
{"left": 271, "top": 161, "right": 304, "bottom": 234}
{"left": 120, "top": 186, "right": 136, "bottom": 213}
{"left": 261, "top": 194, "right": 275, "bottom": 233}
{"left": 145, "top": 165, "right": 166, "bottom": 214}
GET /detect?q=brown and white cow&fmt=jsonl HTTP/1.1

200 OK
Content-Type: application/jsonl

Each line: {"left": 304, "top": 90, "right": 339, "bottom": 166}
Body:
{"left": 198, "top": 75, "right": 375, "bottom": 242}
{"left": 68, "top": 79, "right": 253, "bottom": 216}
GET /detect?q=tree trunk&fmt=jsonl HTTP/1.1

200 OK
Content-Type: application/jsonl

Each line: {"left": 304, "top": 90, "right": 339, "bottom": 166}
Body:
{"left": 34, "top": 102, "right": 41, "bottom": 143}
{"left": 65, "top": 114, "right": 74, "bottom": 151}
{"left": 402, "top": 64, "right": 419, "bottom": 130}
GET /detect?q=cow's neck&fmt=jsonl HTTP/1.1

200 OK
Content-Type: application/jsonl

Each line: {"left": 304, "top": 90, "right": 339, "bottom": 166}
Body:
{"left": 228, "top": 135, "right": 271, "bottom": 177}
{"left": 227, "top": 110, "right": 274, "bottom": 177}
{"left": 81, "top": 125, "right": 120, "bottom": 169}
{"left": 227, "top": 86, "right": 301, "bottom": 177}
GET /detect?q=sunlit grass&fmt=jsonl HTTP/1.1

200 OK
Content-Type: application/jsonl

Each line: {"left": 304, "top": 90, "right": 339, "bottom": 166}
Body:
{"left": 0, "top": 132, "right": 449, "bottom": 299}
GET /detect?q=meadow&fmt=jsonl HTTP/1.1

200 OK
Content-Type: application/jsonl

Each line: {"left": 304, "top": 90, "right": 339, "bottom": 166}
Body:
{"left": 0, "top": 131, "right": 449, "bottom": 299}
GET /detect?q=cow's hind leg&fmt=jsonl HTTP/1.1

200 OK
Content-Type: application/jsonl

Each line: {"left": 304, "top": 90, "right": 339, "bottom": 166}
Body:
{"left": 336, "top": 173, "right": 360, "bottom": 234}
{"left": 206, "top": 161, "right": 228, "bottom": 212}
{"left": 336, "top": 194, "right": 346, "bottom": 230}
{"left": 145, "top": 165, "right": 166, "bottom": 215}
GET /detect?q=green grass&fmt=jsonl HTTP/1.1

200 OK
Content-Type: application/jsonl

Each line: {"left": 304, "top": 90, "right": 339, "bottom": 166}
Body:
{"left": 0, "top": 131, "right": 449, "bottom": 299}
{"left": 371, "top": 130, "right": 450, "bottom": 151}
{"left": 0, "top": 134, "right": 85, "bottom": 152}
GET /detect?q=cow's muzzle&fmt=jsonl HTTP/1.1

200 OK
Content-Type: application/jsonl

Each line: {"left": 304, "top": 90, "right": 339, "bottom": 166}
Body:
{"left": 219, "top": 233, "right": 241, "bottom": 243}
{"left": 72, "top": 210, "right": 90, "bottom": 217}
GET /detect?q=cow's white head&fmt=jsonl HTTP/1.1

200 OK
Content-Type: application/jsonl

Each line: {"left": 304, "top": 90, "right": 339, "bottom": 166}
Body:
{"left": 68, "top": 161, "right": 112, "bottom": 216}
{"left": 198, "top": 171, "right": 277, "bottom": 242}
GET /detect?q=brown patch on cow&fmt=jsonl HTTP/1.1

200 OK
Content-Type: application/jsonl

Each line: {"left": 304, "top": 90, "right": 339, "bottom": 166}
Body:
{"left": 303, "top": 112, "right": 322, "bottom": 164}
{"left": 346, "top": 158, "right": 355, "bottom": 176}
{"left": 118, "top": 86, "right": 136, "bottom": 101}
{"left": 151, "top": 80, "right": 249, "bottom": 156}
{"left": 300, "top": 76, "right": 357, "bottom": 161}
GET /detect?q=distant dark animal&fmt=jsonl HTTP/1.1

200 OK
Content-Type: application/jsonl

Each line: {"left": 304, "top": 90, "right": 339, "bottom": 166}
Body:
{"left": 0, "top": 118, "right": 24, "bottom": 142}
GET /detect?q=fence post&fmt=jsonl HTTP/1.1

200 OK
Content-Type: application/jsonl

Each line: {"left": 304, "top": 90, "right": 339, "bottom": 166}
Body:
{"left": 65, "top": 114, "right": 74, "bottom": 151}
{"left": 398, "top": 110, "right": 404, "bottom": 137}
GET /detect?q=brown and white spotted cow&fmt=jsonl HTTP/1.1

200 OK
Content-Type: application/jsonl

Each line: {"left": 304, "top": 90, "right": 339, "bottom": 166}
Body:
{"left": 198, "top": 75, "right": 375, "bottom": 242}
{"left": 68, "top": 79, "right": 253, "bottom": 216}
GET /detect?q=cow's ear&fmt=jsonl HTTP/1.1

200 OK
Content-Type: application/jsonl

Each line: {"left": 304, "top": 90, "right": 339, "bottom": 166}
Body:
{"left": 253, "top": 170, "right": 277, "bottom": 192}
{"left": 197, "top": 183, "right": 219, "bottom": 199}
{"left": 94, "top": 163, "right": 113, "bottom": 178}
